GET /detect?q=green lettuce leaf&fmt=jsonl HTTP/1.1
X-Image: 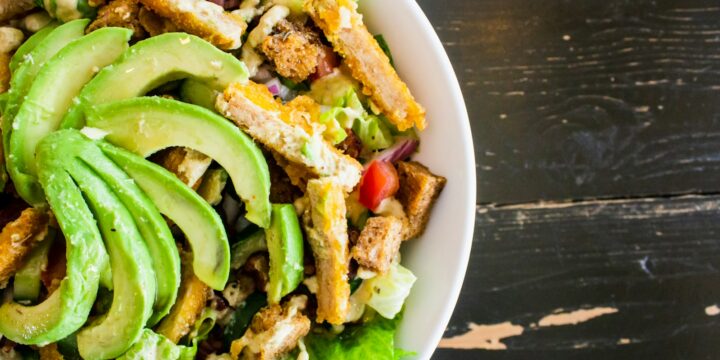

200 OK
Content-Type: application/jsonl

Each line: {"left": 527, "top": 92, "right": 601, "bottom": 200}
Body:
{"left": 117, "top": 329, "right": 197, "bottom": 360}
{"left": 304, "top": 312, "right": 412, "bottom": 360}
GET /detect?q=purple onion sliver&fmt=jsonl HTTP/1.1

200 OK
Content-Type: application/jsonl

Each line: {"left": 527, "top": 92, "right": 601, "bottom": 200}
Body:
{"left": 370, "top": 138, "right": 419, "bottom": 165}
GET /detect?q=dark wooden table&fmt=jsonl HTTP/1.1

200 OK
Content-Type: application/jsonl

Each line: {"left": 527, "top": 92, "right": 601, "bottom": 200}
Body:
{"left": 418, "top": 1, "right": 720, "bottom": 359}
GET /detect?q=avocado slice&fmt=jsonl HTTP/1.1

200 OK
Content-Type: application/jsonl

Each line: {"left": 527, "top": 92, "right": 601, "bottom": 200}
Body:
{"left": 1, "top": 19, "right": 88, "bottom": 199}
{"left": 0, "top": 136, "right": 107, "bottom": 345}
{"left": 99, "top": 141, "right": 231, "bottom": 290}
{"left": 87, "top": 97, "right": 272, "bottom": 228}
{"left": 66, "top": 160, "right": 156, "bottom": 360}
{"left": 65, "top": 130, "right": 180, "bottom": 326}
{"left": 13, "top": 228, "right": 56, "bottom": 302}
{"left": 9, "top": 23, "right": 59, "bottom": 74}
{"left": 7, "top": 27, "right": 132, "bottom": 205}
{"left": 266, "top": 204, "right": 304, "bottom": 304}
{"left": 62, "top": 32, "right": 249, "bottom": 128}
{"left": 180, "top": 79, "right": 220, "bottom": 112}
{"left": 231, "top": 230, "right": 268, "bottom": 270}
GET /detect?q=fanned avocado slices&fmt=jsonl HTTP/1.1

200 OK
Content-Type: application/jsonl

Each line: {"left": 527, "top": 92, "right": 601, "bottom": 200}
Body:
{"left": 99, "top": 141, "right": 231, "bottom": 290}
{"left": 0, "top": 134, "right": 108, "bottom": 345}
{"left": 5, "top": 25, "right": 131, "bottom": 205}
{"left": 86, "top": 97, "right": 272, "bottom": 228}
{"left": 266, "top": 204, "right": 305, "bottom": 304}
{"left": 62, "top": 32, "right": 249, "bottom": 129}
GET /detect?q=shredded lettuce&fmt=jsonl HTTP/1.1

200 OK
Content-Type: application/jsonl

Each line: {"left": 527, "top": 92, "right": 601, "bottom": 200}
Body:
{"left": 304, "top": 312, "right": 413, "bottom": 360}
{"left": 118, "top": 329, "right": 197, "bottom": 360}
{"left": 355, "top": 263, "right": 417, "bottom": 320}
{"left": 352, "top": 114, "right": 395, "bottom": 151}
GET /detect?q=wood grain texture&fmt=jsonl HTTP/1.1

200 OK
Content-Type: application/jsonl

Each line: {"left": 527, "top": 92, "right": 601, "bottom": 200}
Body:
{"left": 417, "top": 0, "right": 720, "bottom": 204}
{"left": 437, "top": 196, "right": 720, "bottom": 359}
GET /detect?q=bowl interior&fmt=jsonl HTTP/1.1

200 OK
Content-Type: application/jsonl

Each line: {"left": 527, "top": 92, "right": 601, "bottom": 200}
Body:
{"left": 358, "top": 1, "right": 476, "bottom": 358}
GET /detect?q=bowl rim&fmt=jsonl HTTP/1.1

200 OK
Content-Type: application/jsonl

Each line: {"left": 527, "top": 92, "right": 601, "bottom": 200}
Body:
{"left": 397, "top": 0, "right": 476, "bottom": 358}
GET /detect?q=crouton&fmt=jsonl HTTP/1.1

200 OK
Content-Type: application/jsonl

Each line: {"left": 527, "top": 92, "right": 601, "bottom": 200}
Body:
{"left": 259, "top": 19, "right": 321, "bottom": 82}
{"left": 218, "top": 82, "right": 363, "bottom": 192}
{"left": 0, "top": 52, "right": 10, "bottom": 94}
{"left": 303, "top": 178, "right": 350, "bottom": 325}
{"left": 243, "top": 253, "right": 270, "bottom": 293}
{"left": 0, "top": 208, "right": 50, "bottom": 287}
{"left": 0, "top": 0, "right": 35, "bottom": 23}
{"left": 157, "top": 250, "right": 212, "bottom": 343}
{"left": 38, "top": 343, "right": 63, "bottom": 360}
{"left": 0, "top": 27, "right": 24, "bottom": 53}
{"left": 87, "top": 0, "right": 147, "bottom": 39}
{"left": 351, "top": 216, "right": 403, "bottom": 274}
{"left": 396, "top": 161, "right": 446, "bottom": 240}
{"left": 152, "top": 147, "right": 212, "bottom": 190}
{"left": 139, "top": 0, "right": 247, "bottom": 50}
{"left": 138, "top": 6, "right": 180, "bottom": 36}
{"left": 230, "top": 295, "right": 311, "bottom": 360}
{"left": 304, "top": 0, "right": 426, "bottom": 131}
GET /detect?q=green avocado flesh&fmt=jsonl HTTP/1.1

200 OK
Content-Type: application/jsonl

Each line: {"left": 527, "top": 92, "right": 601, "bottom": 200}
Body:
{"left": 180, "top": 79, "right": 220, "bottom": 111}
{"left": 62, "top": 32, "right": 249, "bottom": 128}
{"left": 100, "top": 141, "right": 230, "bottom": 290}
{"left": 67, "top": 131, "right": 180, "bottom": 326}
{"left": 0, "top": 133, "right": 108, "bottom": 345}
{"left": 69, "top": 160, "right": 156, "bottom": 360}
{"left": 266, "top": 204, "right": 304, "bottom": 304}
{"left": 9, "top": 23, "right": 59, "bottom": 74}
{"left": 6, "top": 26, "right": 131, "bottom": 205}
{"left": 1, "top": 19, "right": 88, "bottom": 200}
{"left": 13, "top": 229, "right": 55, "bottom": 302}
{"left": 87, "top": 97, "right": 272, "bottom": 228}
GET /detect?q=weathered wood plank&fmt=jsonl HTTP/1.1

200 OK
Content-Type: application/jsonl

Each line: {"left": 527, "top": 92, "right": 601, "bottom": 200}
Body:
{"left": 417, "top": 0, "right": 720, "bottom": 204}
{"left": 438, "top": 195, "right": 720, "bottom": 357}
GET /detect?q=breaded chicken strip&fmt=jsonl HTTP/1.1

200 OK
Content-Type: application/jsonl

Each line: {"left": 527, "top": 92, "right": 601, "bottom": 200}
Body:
{"left": 0, "top": 0, "right": 35, "bottom": 23}
{"left": 304, "top": 0, "right": 426, "bottom": 131}
{"left": 230, "top": 295, "right": 311, "bottom": 360}
{"left": 156, "top": 249, "right": 212, "bottom": 343}
{"left": 139, "top": 0, "right": 247, "bottom": 50}
{"left": 218, "top": 82, "right": 363, "bottom": 192}
{"left": 0, "top": 208, "right": 50, "bottom": 287}
{"left": 303, "top": 178, "right": 350, "bottom": 325}
{"left": 87, "top": 0, "right": 146, "bottom": 39}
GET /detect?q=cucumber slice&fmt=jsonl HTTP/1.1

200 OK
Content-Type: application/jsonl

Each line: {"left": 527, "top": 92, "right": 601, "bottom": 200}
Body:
{"left": 7, "top": 27, "right": 131, "bottom": 205}
{"left": 62, "top": 32, "right": 248, "bottom": 128}
{"left": 266, "top": 204, "right": 304, "bottom": 304}
{"left": 87, "top": 97, "right": 271, "bottom": 228}
{"left": 99, "top": 142, "right": 231, "bottom": 290}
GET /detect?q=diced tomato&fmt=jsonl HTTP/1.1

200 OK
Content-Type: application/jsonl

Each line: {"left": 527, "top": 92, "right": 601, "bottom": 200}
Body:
{"left": 311, "top": 46, "right": 340, "bottom": 80}
{"left": 358, "top": 160, "right": 400, "bottom": 211}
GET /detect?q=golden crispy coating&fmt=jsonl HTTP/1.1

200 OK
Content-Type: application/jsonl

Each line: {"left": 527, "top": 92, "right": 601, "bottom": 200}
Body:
{"left": 230, "top": 295, "right": 311, "bottom": 360}
{"left": 87, "top": 0, "right": 147, "bottom": 39}
{"left": 139, "top": 0, "right": 247, "bottom": 50}
{"left": 304, "top": 0, "right": 426, "bottom": 131}
{"left": 396, "top": 161, "right": 447, "bottom": 240}
{"left": 0, "top": 52, "right": 10, "bottom": 94}
{"left": 351, "top": 215, "right": 403, "bottom": 274}
{"left": 156, "top": 250, "right": 212, "bottom": 343}
{"left": 303, "top": 178, "right": 350, "bottom": 325}
{"left": 259, "top": 20, "right": 321, "bottom": 82}
{"left": 0, "top": 208, "right": 50, "bottom": 287}
{"left": 38, "top": 343, "right": 64, "bottom": 360}
{"left": 138, "top": 6, "right": 180, "bottom": 36}
{"left": 153, "top": 147, "right": 212, "bottom": 190}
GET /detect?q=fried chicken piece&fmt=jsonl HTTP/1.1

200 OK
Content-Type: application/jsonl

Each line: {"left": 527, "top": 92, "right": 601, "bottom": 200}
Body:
{"left": 0, "top": 208, "right": 50, "bottom": 287}
{"left": 38, "top": 343, "right": 63, "bottom": 360}
{"left": 157, "top": 250, "right": 213, "bottom": 343}
{"left": 396, "top": 161, "right": 446, "bottom": 240}
{"left": 230, "top": 295, "right": 311, "bottom": 360}
{"left": 139, "top": 0, "right": 247, "bottom": 50}
{"left": 87, "top": 0, "right": 147, "bottom": 39}
{"left": 259, "top": 19, "right": 321, "bottom": 82}
{"left": 138, "top": 6, "right": 180, "bottom": 36}
{"left": 304, "top": 0, "right": 426, "bottom": 131}
{"left": 351, "top": 216, "right": 403, "bottom": 274}
{"left": 218, "top": 82, "right": 363, "bottom": 192}
{"left": 152, "top": 147, "right": 212, "bottom": 190}
{"left": 0, "top": 52, "right": 10, "bottom": 94}
{"left": 303, "top": 178, "right": 350, "bottom": 325}
{"left": 0, "top": 0, "right": 35, "bottom": 23}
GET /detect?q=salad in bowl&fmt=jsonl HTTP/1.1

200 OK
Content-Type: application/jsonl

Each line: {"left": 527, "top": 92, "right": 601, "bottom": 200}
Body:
{"left": 0, "top": 0, "right": 453, "bottom": 359}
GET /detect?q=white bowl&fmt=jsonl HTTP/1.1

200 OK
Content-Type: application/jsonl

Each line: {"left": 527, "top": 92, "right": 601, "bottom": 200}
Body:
{"left": 358, "top": 1, "right": 476, "bottom": 358}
